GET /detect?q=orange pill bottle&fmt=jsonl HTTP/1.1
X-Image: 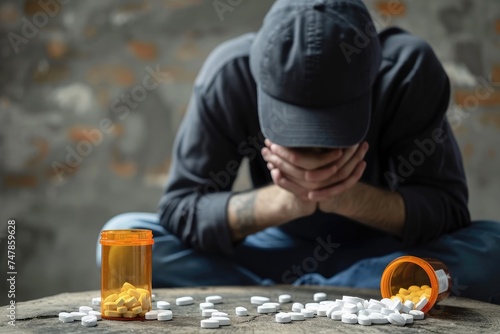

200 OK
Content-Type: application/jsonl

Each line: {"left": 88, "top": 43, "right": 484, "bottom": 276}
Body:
{"left": 380, "top": 256, "right": 452, "bottom": 313}
{"left": 100, "top": 229, "right": 154, "bottom": 320}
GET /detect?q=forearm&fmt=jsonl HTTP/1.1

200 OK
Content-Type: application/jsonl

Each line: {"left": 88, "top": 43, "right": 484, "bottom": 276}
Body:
{"left": 228, "top": 184, "right": 313, "bottom": 242}
{"left": 332, "top": 183, "right": 406, "bottom": 237}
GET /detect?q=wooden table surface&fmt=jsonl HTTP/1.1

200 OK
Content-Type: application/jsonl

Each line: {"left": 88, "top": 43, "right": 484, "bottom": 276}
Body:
{"left": 2, "top": 285, "right": 500, "bottom": 333}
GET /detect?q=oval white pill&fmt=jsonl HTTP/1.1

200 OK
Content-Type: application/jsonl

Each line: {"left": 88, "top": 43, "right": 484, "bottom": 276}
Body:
{"left": 200, "top": 319, "right": 219, "bottom": 328}
{"left": 381, "top": 298, "right": 393, "bottom": 307}
{"left": 200, "top": 302, "right": 214, "bottom": 310}
{"left": 335, "top": 299, "right": 345, "bottom": 307}
{"left": 79, "top": 306, "right": 93, "bottom": 314}
{"left": 81, "top": 315, "right": 97, "bottom": 327}
{"left": 278, "top": 294, "right": 292, "bottom": 303}
{"left": 342, "top": 296, "right": 364, "bottom": 304}
{"left": 275, "top": 312, "right": 291, "bottom": 323}
{"left": 401, "top": 313, "right": 414, "bottom": 324}
{"left": 206, "top": 295, "right": 223, "bottom": 304}
{"left": 305, "top": 303, "right": 319, "bottom": 311}
{"left": 257, "top": 305, "right": 276, "bottom": 313}
{"left": 250, "top": 296, "right": 270, "bottom": 305}
{"left": 59, "top": 312, "right": 74, "bottom": 323}
{"left": 316, "top": 305, "right": 329, "bottom": 317}
{"left": 91, "top": 297, "right": 101, "bottom": 306}
{"left": 330, "top": 310, "right": 345, "bottom": 320}
{"left": 211, "top": 311, "right": 228, "bottom": 317}
{"left": 358, "top": 309, "right": 370, "bottom": 316}
{"left": 88, "top": 311, "right": 101, "bottom": 320}
{"left": 313, "top": 292, "right": 327, "bottom": 302}
{"left": 358, "top": 314, "right": 372, "bottom": 326}
{"left": 326, "top": 303, "right": 342, "bottom": 317}
{"left": 300, "top": 309, "right": 315, "bottom": 318}
{"left": 176, "top": 296, "right": 194, "bottom": 306}
{"left": 369, "top": 312, "right": 389, "bottom": 324}
{"left": 409, "top": 310, "right": 425, "bottom": 320}
{"left": 211, "top": 316, "right": 230, "bottom": 326}
{"left": 202, "top": 309, "right": 218, "bottom": 317}
{"left": 400, "top": 305, "right": 411, "bottom": 313}
{"left": 415, "top": 297, "right": 428, "bottom": 311}
{"left": 388, "top": 313, "right": 406, "bottom": 326}
{"left": 157, "top": 301, "right": 171, "bottom": 309}
{"left": 292, "top": 302, "right": 304, "bottom": 312}
{"left": 341, "top": 313, "right": 358, "bottom": 324}
{"left": 404, "top": 300, "right": 415, "bottom": 310}
{"left": 235, "top": 306, "right": 248, "bottom": 316}
{"left": 389, "top": 298, "right": 403, "bottom": 311}
{"left": 157, "top": 310, "right": 173, "bottom": 321}
{"left": 319, "top": 300, "right": 334, "bottom": 305}
{"left": 145, "top": 310, "right": 160, "bottom": 320}
{"left": 263, "top": 302, "right": 280, "bottom": 310}
{"left": 342, "top": 302, "right": 358, "bottom": 314}
{"left": 381, "top": 307, "right": 394, "bottom": 315}
{"left": 70, "top": 312, "right": 86, "bottom": 320}
{"left": 288, "top": 312, "right": 304, "bottom": 321}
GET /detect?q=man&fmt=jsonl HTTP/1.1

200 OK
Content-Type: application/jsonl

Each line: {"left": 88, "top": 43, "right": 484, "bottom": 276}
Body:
{"left": 99, "top": 0, "right": 500, "bottom": 303}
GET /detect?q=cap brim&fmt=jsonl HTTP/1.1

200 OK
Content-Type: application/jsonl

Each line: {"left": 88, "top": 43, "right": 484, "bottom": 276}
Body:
{"left": 257, "top": 87, "right": 371, "bottom": 148}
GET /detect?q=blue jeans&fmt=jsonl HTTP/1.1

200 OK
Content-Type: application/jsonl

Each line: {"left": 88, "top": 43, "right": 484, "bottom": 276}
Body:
{"left": 96, "top": 213, "right": 500, "bottom": 304}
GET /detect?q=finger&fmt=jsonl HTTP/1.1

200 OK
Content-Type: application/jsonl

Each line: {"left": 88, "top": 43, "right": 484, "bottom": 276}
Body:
{"left": 267, "top": 162, "right": 275, "bottom": 170}
{"left": 327, "top": 142, "right": 368, "bottom": 184}
{"left": 271, "top": 168, "right": 310, "bottom": 200}
{"left": 269, "top": 143, "right": 343, "bottom": 170}
{"left": 308, "top": 161, "right": 366, "bottom": 201}
{"left": 262, "top": 149, "right": 308, "bottom": 180}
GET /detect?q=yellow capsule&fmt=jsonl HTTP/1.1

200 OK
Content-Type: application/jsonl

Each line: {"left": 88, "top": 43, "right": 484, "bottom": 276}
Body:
{"left": 104, "top": 310, "right": 121, "bottom": 317}
{"left": 128, "top": 288, "right": 141, "bottom": 300}
{"left": 132, "top": 306, "right": 143, "bottom": 314}
{"left": 124, "top": 296, "right": 137, "bottom": 309}
{"left": 119, "top": 291, "right": 130, "bottom": 297}
{"left": 398, "top": 288, "right": 410, "bottom": 296}
{"left": 416, "top": 290, "right": 425, "bottom": 296}
{"left": 117, "top": 306, "right": 127, "bottom": 313}
{"left": 104, "top": 302, "right": 117, "bottom": 310}
{"left": 421, "top": 285, "right": 431, "bottom": 290}
{"left": 408, "top": 285, "right": 420, "bottom": 292}
{"left": 115, "top": 297, "right": 126, "bottom": 307}
{"left": 121, "top": 282, "right": 136, "bottom": 292}
{"left": 409, "top": 292, "right": 419, "bottom": 298}
{"left": 412, "top": 297, "right": 420, "bottom": 304}
{"left": 404, "top": 295, "right": 413, "bottom": 301}
{"left": 103, "top": 293, "right": 118, "bottom": 304}
{"left": 123, "top": 311, "right": 137, "bottom": 318}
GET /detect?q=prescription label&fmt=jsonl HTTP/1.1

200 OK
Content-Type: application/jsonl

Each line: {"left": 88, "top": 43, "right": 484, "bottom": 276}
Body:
{"left": 435, "top": 269, "right": 449, "bottom": 294}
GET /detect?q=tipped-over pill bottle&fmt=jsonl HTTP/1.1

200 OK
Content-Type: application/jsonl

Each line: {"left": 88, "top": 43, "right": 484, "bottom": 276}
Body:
{"left": 100, "top": 229, "right": 154, "bottom": 320}
{"left": 380, "top": 256, "right": 452, "bottom": 313}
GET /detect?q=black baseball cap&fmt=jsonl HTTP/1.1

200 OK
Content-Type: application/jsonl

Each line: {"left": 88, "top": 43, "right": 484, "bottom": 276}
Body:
{"left": 250, "top": 0, "right": 381, "bottom": 148}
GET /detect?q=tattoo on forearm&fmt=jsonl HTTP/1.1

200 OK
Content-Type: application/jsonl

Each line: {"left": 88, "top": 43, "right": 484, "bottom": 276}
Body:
{"left": 232, "top": 192, "right": 257, "bottom": 238}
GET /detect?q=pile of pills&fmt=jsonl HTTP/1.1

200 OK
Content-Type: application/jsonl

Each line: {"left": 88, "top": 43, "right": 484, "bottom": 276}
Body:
{"left": 58, "top": 306, "right": 102, "bottom": 327}
{"left": 391, "top": 285, "right": 432, "bottom": 307}
{"left": 102, "top": 282, "right": 152, "bottom": 318}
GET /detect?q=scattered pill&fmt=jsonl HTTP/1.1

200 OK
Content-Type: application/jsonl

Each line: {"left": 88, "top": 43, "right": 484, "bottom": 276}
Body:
{"left": 335, "top": 299, "right": 345, "bottom": 307}
{"left": 251, "top": 296, "right": 270, "bottom": 305}
{"left": 157, "top": 310, "right": 173, "bottom": 321}
{"left": 206, "top": 295, "right": 223, "bottom": 304}
{"left": 288, "top": 312, "right": 305, "bottom": 321}
{"left": 389, "top": 298, "right": 403, "bottom": 311}
{"left": 176, "top": 296, "right": 194, "bottom": 306}
{"left": 400, "top": 305, "right": 411, "bottom": 313}
{"left": 326, "top": 303, "right": 342, "bottom": 317}
{"left": 342, "top": 302, "right": 358, "bottom": 314}
{"left": 409, "top": 310, "right": 425, "bottom": 320}
{"left": 358, "top": 309, "right": 370, "bottom": 316}
{"left": 257, "top": 304, "right": 276, "bottom": 313}
{"left": 275, "top": 312, "right": 292, "bottom": 323}
{"left": 70, "top": 312, "right": 86, "bottom": 320}
{"left": 301, "top": 309, "right": 315, "bottom": 318}
{"left": 330, "top": 310, "right": 345, "bottom": 320}
{"left": 404, "top": 300, "right": 415, "bottom": 310}
{"left": 145, "top": 310, "right": 160, "bottom": 320}
{"left": 415, "top": 297, "right": 428, "bottom": 311}
{"left": 292, "top": 302, "right": 304, "bottom": 312}
{"left": 211, "top": 311, "right": 228, "bottom": 317}
{"left": 279, "top": 294, "right": 292, "bottom": 303}
{"left": 388, "top": 313, "right": 406, "bottom": 326}
{"left": 79, "top": 306, "right": 93, "bottom": 314}
{"left": 202, "top": 309, "right": 219, "bottom": 317}
{"left": 316, "top": 305, "right": 329, "bottom": 317}
{"left": 358, "top": 314, "right": 372, "bottom": 326}
{"left": 157, "top": 301, "right": 171, "bottom": 310}
{"left": 369, "top": 312, "right": 389, "bottom": 324}
{"left": 264, "top": 302, "right": 281, "bottom": 310}
{"left": 401, "top": 313, "right": 414, "bottom": 324}
{"left": 341, "top": 313, "right": 358, "bottom": 324}
{"left": 211, "top": 316, "right": 231, "bottom": 326}
{"left": 88, "top": 311, "right": 102, "bottom": 320}
{"left": 235, "top": 306, "right": 248, "bottom": 316}
{"left": 342, "top": 296, "right": 364, "bottom": 304}
{"left": 381, "top": 308, "right": 394, "bottom": 315}
{"left": 313, "top": 292, "right": 327, "bottom": 302}
{"left": 91, "top": 297, "right": 101, "bottom": 306}
{"left": 59, "top": 312, "right": 74, "bottom": 323}
{"left": 201, "top": 319, "right": 219, "bottom": 328}
{"left": 200, "top": 302, "right": 215, "bottom": 310}
{"left": 81, "top": 315, "right": 97, "bottom": 327}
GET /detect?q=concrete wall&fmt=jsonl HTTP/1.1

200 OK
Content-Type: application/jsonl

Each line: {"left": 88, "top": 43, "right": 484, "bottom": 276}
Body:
{"left": 0, "top": 0, "right": 498, "bottom": 304}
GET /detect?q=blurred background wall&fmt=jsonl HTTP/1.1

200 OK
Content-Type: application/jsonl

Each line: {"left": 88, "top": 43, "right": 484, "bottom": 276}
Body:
{"left": 0, "top": 0, "right": 499, "bottom": 304}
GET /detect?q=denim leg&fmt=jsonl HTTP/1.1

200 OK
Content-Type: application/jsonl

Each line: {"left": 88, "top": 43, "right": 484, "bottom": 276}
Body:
{"left": 296, "top": 220, "right": 500, "bottom": 304}
{"left": 96, "top": 213, "right": 267, "bottom": 287}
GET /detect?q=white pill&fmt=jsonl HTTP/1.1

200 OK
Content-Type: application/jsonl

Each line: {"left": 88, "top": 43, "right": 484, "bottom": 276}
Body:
{"left": 316, "top": 305, "right": 329, "bottom": 317}
{"left": 313, "top": 292, "right": 327, "bottom": 302}
{"left": 151, "top": 293, "right": 157, "bottom": 301}
{"left": 157, "top": 310, "right": 173, "bottom": 321}
{"left": 59, "top": 312, "right": 74, "bottom": 323}
{"left": 176, "top": 296, "right": 194, "bottom": 306}
{"left": 211, "top": 316, "right": 230, "bottom": 326}
{"left": 305, "top": 302, "right": 320, "bottom": 311}
{"left": 200, "top": 319, "right": 219, "bottom": 328}
{"left": 88, "top": 311, "right": 102, "bottom": 320}
{"left": 342, "top": 296, "right": 364, "bottom": 304}
{"left": 70, "top": 312, "right": 86, "bottom": 320}
{"left": 300, "top": 309, "right": 315, "bottom": 318}
{"left": 358, "top": 314, "right": 372, "bottom": 326}
{"left": 250, "top": 296, "right": 270, "bottom": 305}
{"left": 389, "top": 298, "right": 403, "bottom": 311}
{"left": 401, "top": 313, "right": 414, "bottom": 324}
{"left": 356, "top": 302, "right": 365, "bottom": 311}
{"left": 145, "top": 310, "right": 160, "bottom": 320}
{"left": 319, "top": 300, "right": 334, "bottom": 305}
{"left": 369, "top": 312, "right": 389, "bottom": 324}
{"left": 358, "top": 309, "right": 370, "bottom": 316}
{"left": 330, "top": 310, "right": 345, "bottom": 320}
{"left": 202, "top": 309, "right": 218, "bottom": 317}
{"left": 381, "top": 307, "right": 394, "bottom": 315}
{"left": 263, "top": 302, "right": 280, "bottom": 310}
{"left": 388, "top": 313, "right": 406, "bottom": 326}
{"left": 367, "top": 301, "right": 384, "bottom": 310}
{"left": 79, "top": 306, "right": 93, "bottom": 314}
{"left": 206, "top": 295, "right": 223, "bottom": 304}
{"left": 342, "top": 302, "right": 358, "bottom": 314}
{"left": 157, "top": 301, "right": 171, "bottom": 309}
{"left": 257, "top": 304, "right": 276, "bottom": 313}
{"left": 235, "top": 306, "right": 248, "bottom": 316}
{"left": 326, "top": 303, "right": 342, "bottom": 317}
{"left": 91, "top": 297, "right": 101, "bottom": 306}
{"left": 341, "top": 313, "right": 358, "bottom": 324}
{"left": 275, "top": 312, "right": 291, "bottom": 323}
{"left": 409, "top": 310, "right": 425, "bottom": 320}
{"left": 335, "top": 299, "right": 345, "bottom": 306}
{"left": 292, "top": 302, "right": 304, "bottom": 312}
{"left": 363, "top": 300, "right": 370, "bottom": 308}
{"left": 381, "top": 298, "right": 393, "bottom": 307}
{"left": 415, "top": 297, "right": 428, "bottom": 311}
{"left": 278, "top": 294, "right": 292, "bottom": 303}
{"left": 400, "top": 305, "right": 411, "bottom": 313}
{"left": 200, "top": 302, "right": 214, "bottom": 310}
{"left": 288, "top": 312, "right": 304, "bottom": 321}
{"left": 211, "top": 311, "right": 228, "bottom": 317}
{"left": 404, "top": 300, "right": 415, "bottom": 310}
{"left": 81, "top": 315, "right": 97, "bottom": 327}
